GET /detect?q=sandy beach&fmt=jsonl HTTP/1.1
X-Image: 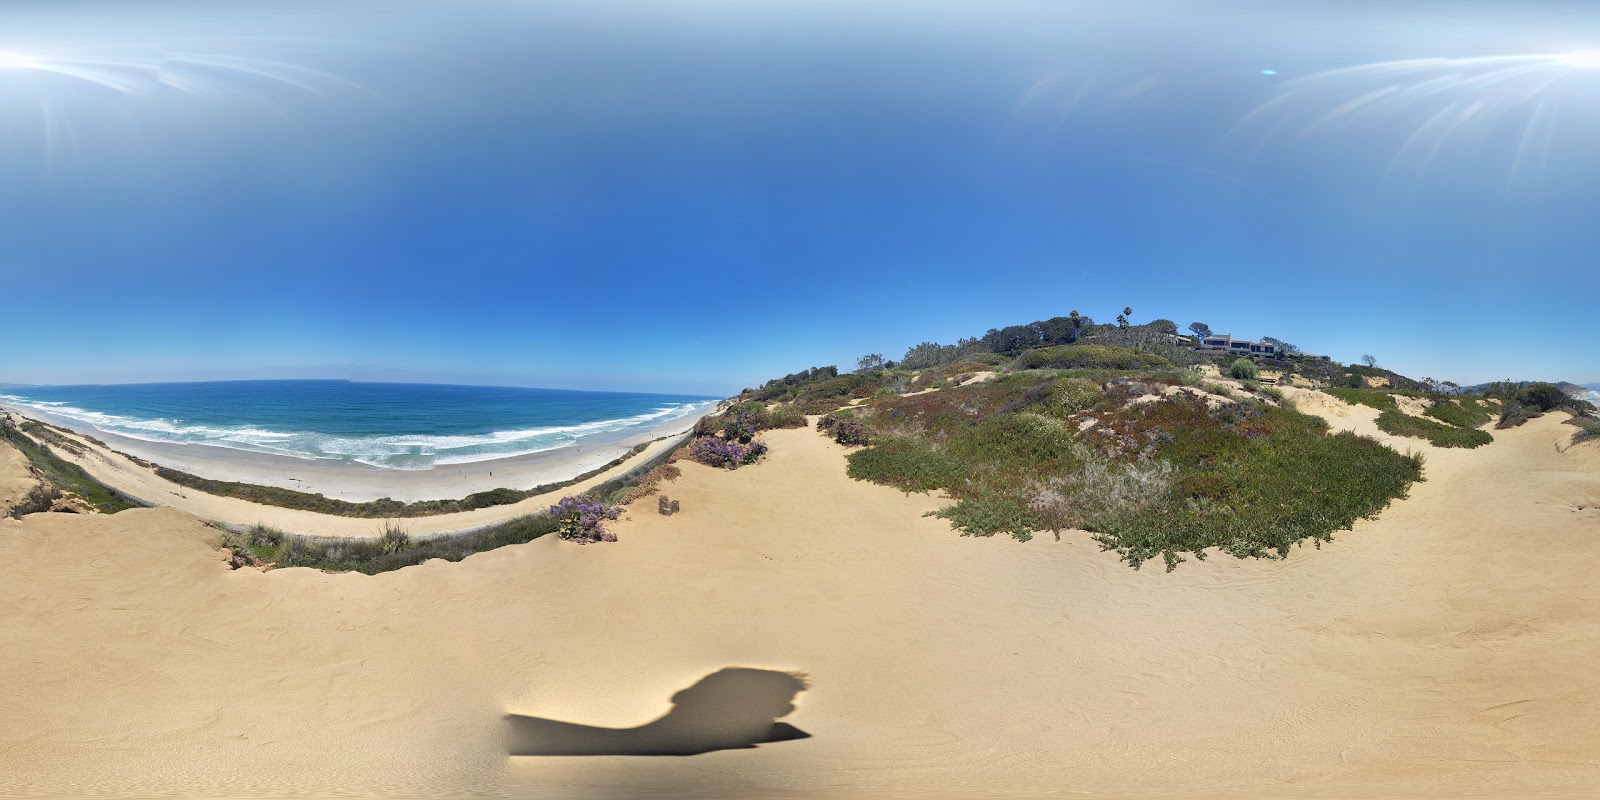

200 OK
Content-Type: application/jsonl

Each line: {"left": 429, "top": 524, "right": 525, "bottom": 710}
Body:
{"left": 2, "top": 399, "right": 712, "bottom": 503}
{"left": 3, "top": 393, "right": 1599, "bottom": 798}
{"left": 0, "top": 412, "right": 694, "bottom": 538}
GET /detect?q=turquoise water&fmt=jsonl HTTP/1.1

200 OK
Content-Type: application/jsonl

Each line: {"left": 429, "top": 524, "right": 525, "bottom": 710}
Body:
{"left": 1, "top": 380, "right": 719, "bottom": 470}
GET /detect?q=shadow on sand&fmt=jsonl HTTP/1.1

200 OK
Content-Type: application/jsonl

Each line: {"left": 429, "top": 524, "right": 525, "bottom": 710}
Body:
{"left": 506, "top": 667, "right": 811, "bottom": 757}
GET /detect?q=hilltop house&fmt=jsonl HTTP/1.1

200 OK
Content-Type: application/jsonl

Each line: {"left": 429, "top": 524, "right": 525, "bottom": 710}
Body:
{"left": 1195, "top": 334, "right": 1277, "bottom": 357}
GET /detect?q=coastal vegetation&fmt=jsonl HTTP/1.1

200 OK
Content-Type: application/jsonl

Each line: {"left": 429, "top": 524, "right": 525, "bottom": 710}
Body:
{"left": 1375, "top": 410, "right": 1493, "bottom": 448}
{"left": 153, "top": 440, "right": 656, "bottom": 517}
{"left": 1322, "top": 386, "right": 1494, "bottom": 448}
{"left": 551, "top": 496, "right": 622, "bottom": 544}
{"left": 1422, "top": 397, "right": 1496, "bottom": 429}
{"left": 220, "top": 514, "right": 565, "bottom": 573}
{"left": 686, "top": 437, "right": 768, "bottom": 469}
{"left": 0, "top": 418, "right": 137, "bottom": 514}
{"left": 1489, "top": 381, "right": 1597, "bottom": 429}
{"left": 1572, "top": 417, "right": 1600, "bottom": 445}
{"left": 746, "top": 361, "right": 1425, "bottom": 570}
{"left": 216, "top": 438, "right": 688, "bottom": 572}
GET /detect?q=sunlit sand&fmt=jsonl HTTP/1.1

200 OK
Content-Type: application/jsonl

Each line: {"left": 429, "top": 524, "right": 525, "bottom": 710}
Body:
{"left": 4, "top": 397, "right": 1597, "bottom": 798}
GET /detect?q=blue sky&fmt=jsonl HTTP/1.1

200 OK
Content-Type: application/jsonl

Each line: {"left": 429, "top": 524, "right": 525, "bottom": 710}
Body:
{"left": 1, "top": 0, "right": 1597, "bottom": 395}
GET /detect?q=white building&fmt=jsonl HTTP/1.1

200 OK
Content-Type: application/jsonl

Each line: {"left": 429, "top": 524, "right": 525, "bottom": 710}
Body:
{"left": 1195, "top": 334, "right": 1277, "bottom": 357}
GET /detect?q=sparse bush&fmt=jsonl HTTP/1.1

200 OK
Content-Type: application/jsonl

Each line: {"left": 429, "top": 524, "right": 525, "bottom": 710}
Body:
{"left": 833, "top": 419, "right": 872, "bottom": 446}
{"left": 761, "top": 405, "right": 808, "bottom": 429}
{"left": 1572, "top": 417, "right": 1600, "bottom": 445}
{"left": 1229, "top": 358, "right": 1259, "bottom": 380}
{"left": 378, "top": 521, "right": 411, "bottom": 555}
{"left": 614, "top": 463, "right": 682, "bottom": 505}
{"left": 550, "top": 497, "right": 621, "bottom": 544}
{"left": 816, "top": 413, "right": 841, "bottom": 433}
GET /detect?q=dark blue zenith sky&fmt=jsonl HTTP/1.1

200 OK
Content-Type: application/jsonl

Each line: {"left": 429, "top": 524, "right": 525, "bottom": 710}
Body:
{"left": 1, "top": 1, "right": 1596, "bottom": 394}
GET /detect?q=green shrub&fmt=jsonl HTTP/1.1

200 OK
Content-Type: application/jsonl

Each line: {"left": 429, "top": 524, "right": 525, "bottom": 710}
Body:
{"left": 1042, "top": 378, "right": 1102, "bottom": 416}
{"left": 1229, "top": 358, "right": 1259, "bottom": 380}
{"left": 1377, "top": 410, "right": 1493, "bottom": 448}
{"left": 1324, "top": 387, "right": 1398, "bottom": 411}
{"left": 845, "top": 437, "right": 964, "bottom": 493}
{"left": 1517, "top": 383, "right": 1570, "bottom": 412}
{"left": 1347, "top": 374, "right": 1362, "bottom": 388}
{"left": 462, "top": 487, "right": 523, "bottom": 510}
{"left": 1423, "top": 398, "right": 1494, "bottom": 429}
{"left": 1015, "top": 345, "right": 1173, "bottom": 371}
{"left": 929, "top": 492, "right": 1037, "bottom": 542}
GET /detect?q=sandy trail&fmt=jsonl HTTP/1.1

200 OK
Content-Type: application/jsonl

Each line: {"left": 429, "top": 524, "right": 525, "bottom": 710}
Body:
{"left": 2, "top": 410, "right": 1598, "bottom": 798}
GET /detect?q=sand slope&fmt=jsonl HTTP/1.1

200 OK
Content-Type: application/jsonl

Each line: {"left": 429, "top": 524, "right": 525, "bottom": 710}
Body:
{"left": 2, "top": 412, "right": 1598, "bottom": 798}
{"left": 0, "top": 436, "right": 44, "bottom": 515}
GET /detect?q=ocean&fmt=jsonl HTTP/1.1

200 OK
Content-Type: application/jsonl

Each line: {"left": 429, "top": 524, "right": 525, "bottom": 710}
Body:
{"left": 0, "top": 380, "right": 720, "bottom": 470}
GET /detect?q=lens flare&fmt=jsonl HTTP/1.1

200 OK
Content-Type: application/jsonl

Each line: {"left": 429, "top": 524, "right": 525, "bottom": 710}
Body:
{"left": 1564, "top": 50, "right": 1600, "bottom": 68}
{"left": 1220, "top": 52, "right": 1600, "bottom": 191}
{"left": 0, "top": 43, "right": 373, "bottom": 184}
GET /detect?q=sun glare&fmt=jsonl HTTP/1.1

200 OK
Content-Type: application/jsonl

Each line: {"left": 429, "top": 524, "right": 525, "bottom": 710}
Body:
{"left": 1563, "top": 50, "right": 1600, "bottom": 68}
{"left": 0, "top": 50, "right": 38, "bottom": 70}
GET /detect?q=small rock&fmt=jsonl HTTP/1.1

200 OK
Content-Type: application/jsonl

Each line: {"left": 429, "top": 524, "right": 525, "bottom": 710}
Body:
{"left": 658, "top": 495, "right": 673, "bottom": 516}
{"left": 670, "top": 499, "right": 681, "bottom": 515}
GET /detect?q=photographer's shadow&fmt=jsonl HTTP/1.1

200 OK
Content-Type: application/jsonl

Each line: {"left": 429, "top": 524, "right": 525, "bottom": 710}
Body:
{"left": 506, "top": 667, "right": 810, "bottom": 757}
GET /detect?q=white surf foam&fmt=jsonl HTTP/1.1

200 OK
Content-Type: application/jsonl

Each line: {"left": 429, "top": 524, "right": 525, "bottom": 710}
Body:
{"left": 0, "top": 393, "right": 713, "bottom": 470}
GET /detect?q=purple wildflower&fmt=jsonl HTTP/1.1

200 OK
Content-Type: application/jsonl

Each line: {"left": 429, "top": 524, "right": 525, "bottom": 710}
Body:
{"left": 550, "top": 496, "right": 622, "bottom": 544}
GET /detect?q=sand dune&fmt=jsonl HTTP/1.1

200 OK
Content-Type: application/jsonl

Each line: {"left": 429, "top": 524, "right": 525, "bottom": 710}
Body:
{"left": 2, "top": 409, "right": 1598, "bottom": 798}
